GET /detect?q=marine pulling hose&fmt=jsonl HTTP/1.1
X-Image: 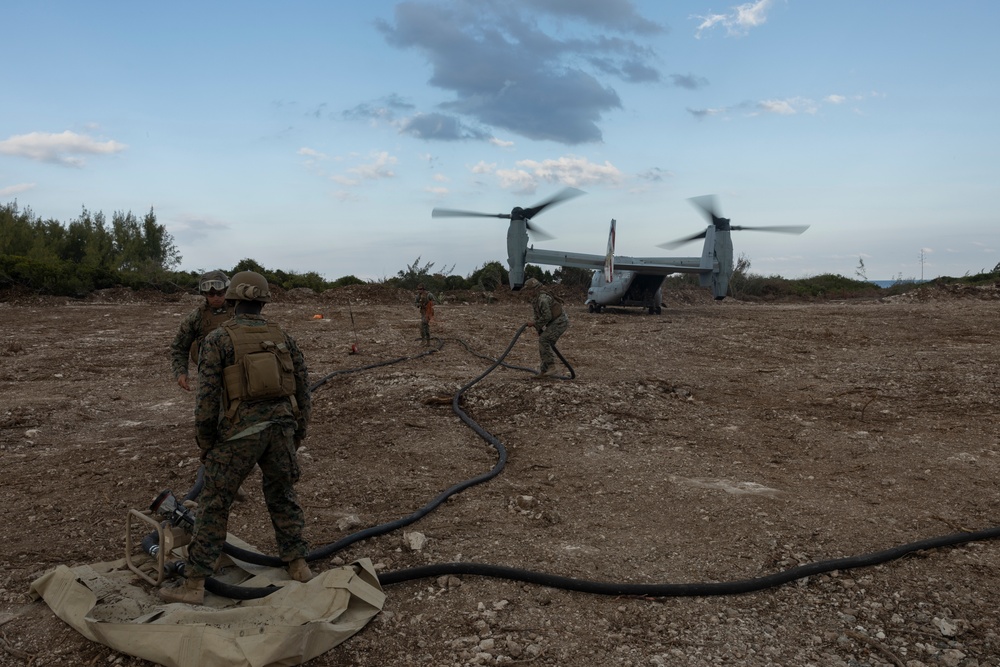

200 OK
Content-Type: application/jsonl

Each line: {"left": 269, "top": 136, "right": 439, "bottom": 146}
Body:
{"left": 192, "top": 325, "right": 999, "bottom": 601}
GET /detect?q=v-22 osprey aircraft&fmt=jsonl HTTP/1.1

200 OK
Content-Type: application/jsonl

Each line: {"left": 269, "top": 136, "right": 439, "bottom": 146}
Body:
{"left": 431, "top": 189, "right": 808, "bottom": 314}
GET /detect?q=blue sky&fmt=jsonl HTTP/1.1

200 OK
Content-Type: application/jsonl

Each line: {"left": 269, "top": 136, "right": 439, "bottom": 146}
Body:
{"left": 2, "top": 1, "right": 998, "bottom": 282}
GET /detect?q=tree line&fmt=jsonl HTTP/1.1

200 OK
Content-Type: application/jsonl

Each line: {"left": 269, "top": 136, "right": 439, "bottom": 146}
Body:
{"left": 1, "top": 202, "right": 188, "bottom": 295}
{"left": 0, "top": 202, "right": 592, "bottom": 297}
{"left": 5, "top": 201, "right": 993, "bottom": 300}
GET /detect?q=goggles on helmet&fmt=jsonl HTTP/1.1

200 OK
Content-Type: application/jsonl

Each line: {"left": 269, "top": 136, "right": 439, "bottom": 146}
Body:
{"left": 200, "top": 279, "right": 230, "bottom": 293}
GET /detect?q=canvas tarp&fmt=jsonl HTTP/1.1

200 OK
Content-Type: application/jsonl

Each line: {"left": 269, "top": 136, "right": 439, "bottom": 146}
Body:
{"left": 29, "top": 550, "right": 385, "bottom": 667}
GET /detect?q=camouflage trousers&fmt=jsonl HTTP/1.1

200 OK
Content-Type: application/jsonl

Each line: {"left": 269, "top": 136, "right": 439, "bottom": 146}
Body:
{"left": 538, "top": 314, "right": 569, "bottom": 372}
{"left": 420, "top": 319, "right": 431, "bottom": 342}
{"left": 187, "top": 422, "right": 308, "bottom": 578}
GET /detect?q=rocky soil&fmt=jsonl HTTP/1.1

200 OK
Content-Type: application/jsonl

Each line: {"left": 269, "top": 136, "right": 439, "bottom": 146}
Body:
{"left": 1, "top": 283, "right": 999, "bottom": 667}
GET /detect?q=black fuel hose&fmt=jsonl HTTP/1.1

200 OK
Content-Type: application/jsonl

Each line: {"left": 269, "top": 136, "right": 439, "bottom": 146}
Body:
{"left": 376, "top": 525, "right": 1000, "bottom": 593}
{"left": 447, "top": 334, "right": 574, "bottom": 380}
{"left": 205, "top": 523, "right": 1000, "bottom": 601}
{"left": 308, "top": 340, "right": 441, "bottom": 391}
{"left": 203, "top": 327, "right": 583, "bottom": 600}
{"left": 193, "top": 325, "right": 999, "bottom": 604}
{"left": 218, "top": 326, "right": 535, "bottom": 568}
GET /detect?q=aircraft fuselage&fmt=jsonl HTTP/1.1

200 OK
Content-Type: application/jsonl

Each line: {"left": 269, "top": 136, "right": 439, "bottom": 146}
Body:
{"left": 587, "top": 270, "right": 664, "bottom": 314}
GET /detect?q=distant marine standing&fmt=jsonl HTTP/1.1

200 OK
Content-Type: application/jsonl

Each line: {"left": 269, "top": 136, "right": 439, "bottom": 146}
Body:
{"left": 170, "top": 270, "right": 233, "bottom": 391}
{"left": 414, "top": 282, "right": 437, "bottom": 346}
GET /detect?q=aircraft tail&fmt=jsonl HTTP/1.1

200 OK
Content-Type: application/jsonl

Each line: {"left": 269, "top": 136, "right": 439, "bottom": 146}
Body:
{"left": 604, "top": 219, "right": 616, "bottom": 282}
{"left": 698, "top": 225, "right": 733, "bottom": 299}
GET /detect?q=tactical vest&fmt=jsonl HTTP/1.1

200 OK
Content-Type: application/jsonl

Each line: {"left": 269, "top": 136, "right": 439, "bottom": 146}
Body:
{"left": 221, "top": 321, "right": 298, "bottom": 419}
{"left": 189, "top": 306, "right": 233, "bottom": 363}
{"left": 418, "top": 292, "right": 435, "bottom": 320}
{"left": 542, "top": 292, "right": 564, "bottom": 319}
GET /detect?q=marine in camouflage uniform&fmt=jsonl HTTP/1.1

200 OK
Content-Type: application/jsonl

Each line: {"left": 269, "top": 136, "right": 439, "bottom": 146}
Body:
{"left": 161, "top": 271, "right": 313, "bottom": 604}
{"left": 414, "top": 283, "right": 437, "bottom": 345}
{"left": 522, "top": 278, "right": 570, "bottom": 377}
{"left": 169, "top": 270, "right": 233, "bottom": 391}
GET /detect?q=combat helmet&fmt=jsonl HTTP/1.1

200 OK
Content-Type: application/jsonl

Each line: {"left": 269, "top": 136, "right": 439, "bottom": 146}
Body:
{"left": 199, "top": 270, "right": 230, "bottom": 294}
{"left": 225, "top": 270, "right": 271, "bottom": 302}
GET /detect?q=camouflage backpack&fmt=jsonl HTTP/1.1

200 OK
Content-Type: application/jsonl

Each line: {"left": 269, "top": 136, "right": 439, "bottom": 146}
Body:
{"left": 221, "top": 321, "right": 298, "bottom": 419}
{"left": 541, "top": 290, "right": 564, "bottom": 318}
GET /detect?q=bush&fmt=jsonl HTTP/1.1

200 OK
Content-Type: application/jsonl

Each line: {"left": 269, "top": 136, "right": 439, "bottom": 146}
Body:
{"left": 736, "top": 273, "right": 882, "bottom": 301}
{"left": 330, "top": 275, "right": 367, "bottom": 288}
{"left": 0, "top": 255, "right": 120, "bottom": 296}
{"left": 468, "top": 261, "right": 509, "bottom": 291}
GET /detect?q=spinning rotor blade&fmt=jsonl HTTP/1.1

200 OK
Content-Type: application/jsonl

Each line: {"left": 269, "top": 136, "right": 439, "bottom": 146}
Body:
{"left": 430, "top": 187, "right": 584, "bottom": 222}
{"left": 659, "top": 195, "right": 810, "bottom": 249}
{"left": 520, "top": 187, "right": 585, "bottom": 220}
{"left": 730, "top": 224, "right": 810, "bottom": 235}
{"left": 657, "top": 194, "right": 725, "bottom": 249}
{"left": 657, "top": 230, "right": 707, "bottom": 250}
{"left": 430, "top": 208, "right": 555, "bottom": 239}
{"left": 688, "top": 195, "right": 722, "bottom": 224}
{"left": 525, "top": 221, "right": 555, "bottom": 241}
{"left": 658, "top": 224, "right": 809, "bottom": 250}
{"left": 431, "top": 208, "right": 510, "bottom": 219}
{"left": 431, "top": 187, "right": 584, "bottom": 243}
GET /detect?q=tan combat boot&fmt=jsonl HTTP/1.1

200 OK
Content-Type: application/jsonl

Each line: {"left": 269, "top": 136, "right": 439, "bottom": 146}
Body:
{"left": 159, "top": 576, "right": 205, "bottom": 604}
{"left": 287, "top": 558, "right": 314, "bottom": 583}
{"left": 532, "top": 366, "right": 554, "bottom": 380}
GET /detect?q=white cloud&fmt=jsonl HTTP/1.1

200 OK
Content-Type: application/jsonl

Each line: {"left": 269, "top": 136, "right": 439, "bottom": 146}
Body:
{"left": 495, "top": 168, "right": 539, "bottom": 194}
{"left": 693, "top": 89, "right": 879, "bottom": 120}
{"left": 297, "top": 147, "right": 327, "bottom": 159}
{"left": 0, "top": 182, "right": 36, "bottom": 197}
{"left": 734, "top": 0, "right": 773, "bottom": 29}
{"left": 757, "top": 97, "right": 819, "bottom": 115}
{"left": 297, "top": 146, "right": 329, "bottom": 174}
{"left": 693, "top": 0, "right": 775, "bottom": 38}
{"left": 757, "top": 99, "right": 796, "bottom": 115}
{"left": 330, "top": 151, "right": 398, "bottom": 186}
{"left": 470, "top": 161, "right": 497, "bottom": 175}
{"left": 493, "top": 155, "right": 623, "bottom": 194}
{"left": 0, "top": 130, "right": 126, "bottom": 167}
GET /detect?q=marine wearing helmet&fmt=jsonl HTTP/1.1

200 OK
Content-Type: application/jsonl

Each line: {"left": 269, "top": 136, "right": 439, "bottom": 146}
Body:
{"left": 226, "top": 271, "right": 271, "bottom": 303}
{"left": 169, "top": 269, "right": 234, "bottom": 391}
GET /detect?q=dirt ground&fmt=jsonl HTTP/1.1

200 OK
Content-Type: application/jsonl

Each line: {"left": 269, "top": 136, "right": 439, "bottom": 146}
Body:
{"left": 1, "top": 282, "right": 999, "bottom": 667}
